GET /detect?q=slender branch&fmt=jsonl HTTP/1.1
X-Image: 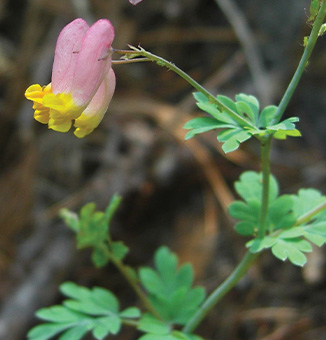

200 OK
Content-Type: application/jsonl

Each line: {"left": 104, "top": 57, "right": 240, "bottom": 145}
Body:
{"left": 110, "top": 257, "right": 163, "bottom": 320}
{"left": 257, "top": 135, "right": 272, "bottom": 238}
{"left": 295, "top": 201, "right": 326, "bottom": 226}
{"left": 122, "top": 319, "right": 139, "bottom": 327}
{"left": 273, "top": 1, "right": 326, "bottom": 123}
{"left": 182, "top": 251, "right": 258, "bottom": 333}
{"left": 112, "top": 58, "right": 150, "bottom": 65}
{"left": 113, "top": 48, "right": 256, "bottom": 129}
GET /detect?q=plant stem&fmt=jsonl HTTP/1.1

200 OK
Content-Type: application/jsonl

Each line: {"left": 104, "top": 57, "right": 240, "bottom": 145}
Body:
{"left": 122, "top": 319, "right": 139, "bottom": 327}
{"left": 183, "top": 136, "right": 272, "bottom": 334}
{"left": 113, "top": 48, "right": 256, "bottom": 129}
{"left": 182, "top": 251, "right": 258, "bottom": 333}
{"left": 112, "top": 58, "right": 150, "bottom": 65}
{"left": 257, "top": 135, "right": 272, "bottom": 238}
{"left": 295, "top": 201, "right": 326, "bottom": 226}
{"left": 273, "top": 1, "right": 326, "bottom": 123}
{"left": 110, "top": 257, "right": 163, "bottom": 320}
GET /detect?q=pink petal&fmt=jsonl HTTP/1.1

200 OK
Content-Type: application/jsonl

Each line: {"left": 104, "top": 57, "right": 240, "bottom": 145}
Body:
{"left": 74, "top": 68, "right": 115, "bottom": 138}
{"left": 51, "top": 18, "right": 89, "bottom": 94}
{"left": 129, "top": 0, "right": 144, "bottom": 5}
{"left": 71, "top": 19, "right": 115, "bottom": 106}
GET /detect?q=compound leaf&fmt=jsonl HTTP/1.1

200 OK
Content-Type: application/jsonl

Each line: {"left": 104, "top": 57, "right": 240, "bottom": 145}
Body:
{"left": 139, "top": 247, "right": 205, "bottom": 325}
{"left": 28, "top": 282, "right": 139, "bottom": 340}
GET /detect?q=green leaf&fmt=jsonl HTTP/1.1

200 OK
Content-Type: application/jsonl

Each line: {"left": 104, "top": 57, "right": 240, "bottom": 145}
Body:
{"left": 268, "top": 195, "right": 296, "bottom": 231}
{"left": 265, "top": 117, "right": 301, "bottom": 139}
{"left": 234, "top": 171, "right": 278, "bottom": 203}
{"left": 59, "top": 209, "right": 79, "bottom": 232}
{"left": 235, "top": 94, "right": 259, "bottom": 124}
{"left": 111, "top": 241, "right": 129, "bottom": 260}
{"left": 183, "top": 117, "right": 233, "bottom": 140}
{"left": 91, "top": 247, "right": 110, "bottom": 268}
{"left": 28, "top": 323, "right": 72, "bottom": 340}
{"left": 319, "top": 23, "right": 326, "bottom": 36}
{"left": 291, "top": 188, "right": 326, "bottom": 219}
{"left": 273, "top": 129, "right": 301, "bottom": 140}
{"left": 247, "top": 236, "right": 277, "bottom": 253}
{"left": 104, "top": 194, "right": 122, "bottom": 226}
{"left": 303, "top": 222, "right": 326, "bottom": 246}
{"left": 139, "top": 268, "right": 164, "bottom": 296}
{"left": 230, "top": 172, "right": 296, "bottom": 236}
{"left": 60, "top": 196, "right": 123, "bottom": 268}
{"left": 217, "top": 128, "right": 252, "bottom": 153}
{"left": 58, "top": 325, "right": 89, "bottom": 340}
{"left": 138, "top": 314, "right": 170, "bottom": 335}
{"left": 258, "top": 105, "right": 277, "bottom": 128}
{"left": 188, "top": 92, "right": 263, "bottom": 152}
{"left": 271, "top": 239, "right": 312, "bottom": 267}
{"left": 120, "top": 307, "right": 141, "bottom": 319}
{"left": 234, "top": 221, "right": 257, "bottom": 236}
{"left": 28, "top": 282, "right": 134, "bottom": 340}
{"left": 36, "top": 306, "right": 85, "bottom": 323}
{"left": 139, "top": 247, "right": 205, "bottom": 325}
{"left": 228, "top": 199, "right": 261, "bottom": 223}
{"left": 217, "top": 94, "right": 237, "bottom": 113}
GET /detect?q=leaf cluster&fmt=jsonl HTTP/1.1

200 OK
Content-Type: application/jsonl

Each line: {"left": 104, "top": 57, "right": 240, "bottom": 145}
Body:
{"left": 28, "top": 282, "right": 140, "bottom": 340}
{"left": 28, "top": 247, "right": 205, "bottom": 340}
{"left": 184, "top": 93, "right": 300, "bottom": 153}
{"left": 229, "top": 171, "right": 326, "bottom": 266}
{"left": 137, "top": 314, "right": 202, "bottom": 340}
{"left": 139, "top": 246, "right": 206, "bottom": 326}
{"left": 60, "top": 195, "right": 128, "bottom": 267}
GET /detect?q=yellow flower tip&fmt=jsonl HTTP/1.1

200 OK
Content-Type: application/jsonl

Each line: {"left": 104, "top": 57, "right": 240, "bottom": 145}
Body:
{"left": 34, "top": 109, "right": 50, "bottom": 124}
{"left": 73, "top": 112, "right": 102, "bottom": 138}
{"left": 25, "top": 83, "right": 52, "bottom": 102}
{"left": 25, "top": 83, "right": 52, "bottom": 124}
{"left": 48, "top": 118, "right": 72, "bottom": 133}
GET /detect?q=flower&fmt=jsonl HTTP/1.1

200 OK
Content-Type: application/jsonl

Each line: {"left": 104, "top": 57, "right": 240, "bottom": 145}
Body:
{"left": 129, "top": 0, "right": 144, "bottom": 5}
{"left": 25, "top": 18, "right": 115, "bottom": 138}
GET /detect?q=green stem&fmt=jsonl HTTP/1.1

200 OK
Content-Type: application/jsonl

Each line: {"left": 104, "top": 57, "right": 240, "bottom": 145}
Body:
{"left": 110, "top": 257, "right": 163, "bottom": 320}
{"left": 182, "top": 251, "right": 258, "bottom": 333}
{"left": 295, "top": 201, "right": 326, "bottom": 226}
{"left": 113, "top": 48, "right": 256, "bottom": 129}
{"left": 273, "top": 1, "right": 326, "bottom": 123}
{"left": 112, "top": 58, "right": 150, "bottom": 65}
{"left": 122, "top": 319, "right": 139, "bottom": 327}
{"left": 257, "top": 136, "right": 272, "bottom": 238}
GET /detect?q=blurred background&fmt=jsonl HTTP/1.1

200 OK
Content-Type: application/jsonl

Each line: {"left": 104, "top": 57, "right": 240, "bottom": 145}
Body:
{"left": 0, "top": 0, "right": 325, "bottom": 339}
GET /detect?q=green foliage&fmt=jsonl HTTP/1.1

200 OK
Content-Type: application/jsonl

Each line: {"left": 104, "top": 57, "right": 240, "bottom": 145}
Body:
{"left": 229, "top": 172, "right": 326, "bottom": 267}
{"left": 183, "top": 93, "right": 300, "bottom": 153}
{"left": 60, "top": 195, "right": 127, "bottom": 267}
{"left": 137, "top": 314, "right": 203, "bottom": 340}
{"left": 139, "top": 247, "right": 206, "bottom": 325}
{"left": 28, "top": 282, "right": 140, "bottom": 340}
{"left": 229, "top": 171, "right": 295, "bottom": 236}
{"left": 319, "top": 23, "right": 326, "bottom": 36}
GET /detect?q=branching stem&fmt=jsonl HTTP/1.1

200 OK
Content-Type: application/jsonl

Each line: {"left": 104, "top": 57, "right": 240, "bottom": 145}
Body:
{"left": 113, "top": 48, "right": 256, "bottom": 129}
{"left": 182, "top": 251, "right": 258, "bottom": 333}
{"left": 257, "top": 135, "right": 272, "bottom": 238}
{"left": 273, "top": 0, "right": 326, "bottom": 123}
{"left": 110, "top": 256, "right": 163, "bottom": 320}
{"left": 295, "top": 201, "right": 326, "bottom": 226}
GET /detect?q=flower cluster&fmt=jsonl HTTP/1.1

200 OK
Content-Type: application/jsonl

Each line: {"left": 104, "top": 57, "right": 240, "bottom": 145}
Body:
{"left": 25, "top": 18, "right": 115, "bottom": 138}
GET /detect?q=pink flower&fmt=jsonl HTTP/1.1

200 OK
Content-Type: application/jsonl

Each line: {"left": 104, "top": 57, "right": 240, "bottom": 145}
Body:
{"left": 129, "top": 0, "right": 144, "bottom": 5}
{"left": 25, "top": 18, "right": 115, "bottom": 138}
